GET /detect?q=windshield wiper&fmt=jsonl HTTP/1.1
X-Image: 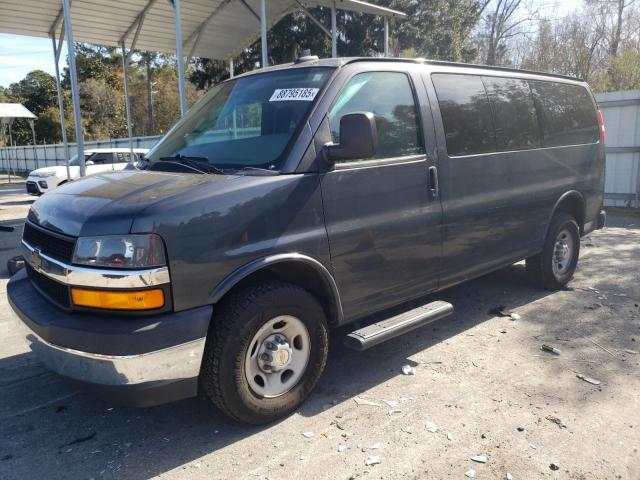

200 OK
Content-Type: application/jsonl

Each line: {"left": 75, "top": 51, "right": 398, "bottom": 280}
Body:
{"left": 158, "top": 154, "right": 225, "bottom": 175}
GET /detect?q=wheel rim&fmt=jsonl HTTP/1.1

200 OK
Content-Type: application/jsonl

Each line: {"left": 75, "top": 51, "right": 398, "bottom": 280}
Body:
{"left": 552, "top": 228, "right": 574, "bottom": 277}
{"left": 244, "top": 315, "right": 310, "bottom": 398}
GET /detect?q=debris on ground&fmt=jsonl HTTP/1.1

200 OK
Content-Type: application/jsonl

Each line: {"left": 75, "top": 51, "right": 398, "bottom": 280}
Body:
{"left": 320, "top": 431, "right": 329, "bottom": 439}
{"left": 425, "top": 421, "right": 438, "bottom": 433}
{"left": 401, "top": 365, "right": 416, "bottom": 375}
{"left": 353, "top": 397, "right": 382, "bottom": 407}
{"left": 625, "top": 349, "right": 639, "bottom": 354}
{"left": 401, "top": 426, "right": 413, "bottom": 434}
{"left": 590, "top": 339, "right": 617, "bottom": 358}
{"left": 510, "top": 312, "right": 521, "bottom": 321}
{"left": 489, "top": 305, "right": 512, "bottom": 317}
{"left": 517, "top": 426, "right": 524, "bottom": 432}
{"left": 370, "top": 442, "right": 381, "bottom": 450}
{"left": 471, "top": 454, "right": 488, "bottom": 463}
{"left": 59, "top": 431, "right": 96, "bottom": 448}
{"left": 302, "top": 431, "right": 314, "bottom": 438}
{"left": 338, "top": 445, "right": 347, "bottom": 453}
{"left": 576, "top": 373, "right": 601, "bottom": 385}
{"left": 545, "top": 415, "right": 567, "bottom": 429}
{"left": 465, "top": 468, "right": 476, "bottom": 478}
{"left": 506, "top": 473, "right": 513, "bottom": 480}
{"left": 541, "top": 344, "right": 562, "bottom": 355}
{"left": 365, "top": 455, "right": 381, "bottom": 466}
{"left": 550, "top": 463, "right": 560, "bottom": 471}
{"left": 447, "top": 432, "right": 454, "bottom": 441}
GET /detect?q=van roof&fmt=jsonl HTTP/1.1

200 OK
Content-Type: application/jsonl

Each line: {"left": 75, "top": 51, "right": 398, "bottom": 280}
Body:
{"left": 85, "top": 148, "right": 149, "bottom": 154}
{"left": 247, "top": 56, "right": 583, "bottom": 83}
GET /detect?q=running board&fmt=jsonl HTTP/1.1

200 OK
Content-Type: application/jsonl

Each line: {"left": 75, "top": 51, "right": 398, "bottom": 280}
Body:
{"left": 344, "top": 301, "right": 454, "bottom": 351}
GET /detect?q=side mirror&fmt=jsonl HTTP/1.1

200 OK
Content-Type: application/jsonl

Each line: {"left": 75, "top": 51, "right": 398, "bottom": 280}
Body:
{"left": 324, "top": 112, "right": 378, "bottom": 163}
{"left": 85, "top": 160, "right": 95, "bottom": 166}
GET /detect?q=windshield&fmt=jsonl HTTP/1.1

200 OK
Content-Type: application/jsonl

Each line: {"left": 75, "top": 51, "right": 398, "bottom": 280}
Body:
{"left": 146, "top": 67, "right": 334, "bottom": 171}
{"left": 68, "top": 153, "right": 92, "bottom": 166}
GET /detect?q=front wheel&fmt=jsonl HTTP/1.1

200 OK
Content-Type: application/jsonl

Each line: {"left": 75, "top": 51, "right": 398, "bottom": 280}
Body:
{"left": 200, "top": 281, "right": 329, "bottom": 424}
{"left": 526, "top": 212, "right": 580, "bottom": 290}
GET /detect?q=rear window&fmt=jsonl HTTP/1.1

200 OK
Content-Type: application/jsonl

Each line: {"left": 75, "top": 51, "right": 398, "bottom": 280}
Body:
{"left": 431, "top": 74, "right": 496, "bottom": 156}
{"left": 482, "top": 76, "right": 540, "bottom": 151}
{"left": 529, "top": 81, "right": 598, "bottom": 147}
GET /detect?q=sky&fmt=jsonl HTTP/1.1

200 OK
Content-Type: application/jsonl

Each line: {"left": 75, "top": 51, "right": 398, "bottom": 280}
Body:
{"left": 0, "top": 0, "right": 584, "bottom": 88}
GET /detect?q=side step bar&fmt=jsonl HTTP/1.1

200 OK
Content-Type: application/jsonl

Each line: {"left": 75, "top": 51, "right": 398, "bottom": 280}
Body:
{"left": 344, "top": 301, "right": 454, "bottom": 351}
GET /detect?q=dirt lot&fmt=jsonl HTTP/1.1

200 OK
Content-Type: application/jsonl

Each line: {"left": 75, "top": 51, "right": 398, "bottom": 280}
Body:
{"left": 1, "top": 180, "right": 639, "bottom": 480}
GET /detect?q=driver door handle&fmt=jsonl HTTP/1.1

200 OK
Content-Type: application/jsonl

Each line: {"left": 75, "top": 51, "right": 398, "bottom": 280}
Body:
{"left": 428, "top": 166, "right": 439, "bottom": 199}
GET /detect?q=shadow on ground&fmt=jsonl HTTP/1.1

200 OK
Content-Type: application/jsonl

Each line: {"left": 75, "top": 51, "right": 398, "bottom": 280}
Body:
{"left": 1, "top": 213, "right": 638, "bottom": 479}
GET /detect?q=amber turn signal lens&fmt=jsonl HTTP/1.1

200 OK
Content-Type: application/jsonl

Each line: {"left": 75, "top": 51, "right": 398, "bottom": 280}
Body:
{"left": 71, "top": 288, "right": 164, "bottom": 310}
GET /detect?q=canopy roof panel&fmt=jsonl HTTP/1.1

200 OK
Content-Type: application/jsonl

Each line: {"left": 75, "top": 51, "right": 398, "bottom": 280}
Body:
{"left": 0, "top": 0, "right": 405, "bottom": 61}
{"left": 0, "top": 103, "right": 37, "bottom": 120}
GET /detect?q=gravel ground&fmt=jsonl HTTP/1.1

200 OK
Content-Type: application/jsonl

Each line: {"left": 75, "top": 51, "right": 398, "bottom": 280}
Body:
{"left": 1, "top": 181, "right": 639, "bottom": 480}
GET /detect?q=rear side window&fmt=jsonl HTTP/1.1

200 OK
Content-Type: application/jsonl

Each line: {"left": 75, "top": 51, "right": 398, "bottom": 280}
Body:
{"left": 88, "top": 153, "right": 113, "bottom": 164}
{"left": 529, "top": 81, "right": 598, "bottom": 147}
{"left": 329, "top": 71, "right": 424, "bottom": 159}
{"left": 431, "top": 74, "right": 495, "bottom": 156}
{"left": 482, "top": 76, "right": 540, "bottom": 151}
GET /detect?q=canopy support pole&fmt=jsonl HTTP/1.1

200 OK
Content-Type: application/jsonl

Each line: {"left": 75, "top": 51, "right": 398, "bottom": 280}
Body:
{"left": 229, "top": 58, "right": 234, "bottom": 78}
{"left": 173, "top": 0, "right": 187, "bottom": 116}
{"left": 50, "top": 31, "right": 71, "bottom": 181}
{"left": 331, "top": 1, "right": 337, "bottom": 58}
{"left": 260, "top": 0, "right": 268, "bottom": 68}
{"left": 121, "top": 44, "right": 135, "bottom": 159}
{"left": 29, "top": 119, "right": 38, "bottom": 168}
{"left": 62, "top": 0, "right": 85, "bottom": 177}
{"left": 296, "top": 2, "right": 331, "bottom": 37}
{"left": 384, "top": 17, "right": 389, "bottom": 56}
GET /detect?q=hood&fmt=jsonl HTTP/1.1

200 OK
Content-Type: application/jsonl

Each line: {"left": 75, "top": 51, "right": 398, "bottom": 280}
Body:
{"left": 28, "top": 170, "right": 227, "bottom": 237}
{"left": 29, "top": 166, "right": 68, "bottom": 176}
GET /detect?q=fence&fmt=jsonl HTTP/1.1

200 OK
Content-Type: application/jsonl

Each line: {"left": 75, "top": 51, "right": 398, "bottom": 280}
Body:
{"left": 0, "top": 135, "right": 162, "bottom": 175}
{"left": 595, "top": 90, "right": 640, "bottom": 208}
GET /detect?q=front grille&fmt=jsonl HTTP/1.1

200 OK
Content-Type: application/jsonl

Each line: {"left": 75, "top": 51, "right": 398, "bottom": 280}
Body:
{"left": 25, "top": 263, "right": 71, "bottom": 308}
{"left": 23, "top": 222, "right": 76, "bottom": 264}
{"left": 26, "top": 182, "right": 39, "bottom": 194}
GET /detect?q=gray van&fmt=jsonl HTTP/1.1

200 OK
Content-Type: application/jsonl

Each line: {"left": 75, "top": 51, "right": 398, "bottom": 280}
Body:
{"left": 8, "top": 57, "right": 606, "bottom": 424}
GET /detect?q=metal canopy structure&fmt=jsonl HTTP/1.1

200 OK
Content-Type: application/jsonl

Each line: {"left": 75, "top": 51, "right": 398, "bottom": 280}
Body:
{"left": 0, "top": 103, "right": 38, "bottom": 182}
{"left": 0, "top": 0, "right": 405, "bottom": 177}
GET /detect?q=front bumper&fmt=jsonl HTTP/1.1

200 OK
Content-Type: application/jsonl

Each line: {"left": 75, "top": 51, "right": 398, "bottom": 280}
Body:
{"left": 8, "top": 269, "right": 212, "bottom": 406}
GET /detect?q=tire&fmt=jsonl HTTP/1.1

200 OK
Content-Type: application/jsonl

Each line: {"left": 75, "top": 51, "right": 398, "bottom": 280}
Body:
{"left": 200, "top": 281, "right": 329, "bottom": 425}
{"left": 526, "top": 212, "right": 580, "bottom": 290}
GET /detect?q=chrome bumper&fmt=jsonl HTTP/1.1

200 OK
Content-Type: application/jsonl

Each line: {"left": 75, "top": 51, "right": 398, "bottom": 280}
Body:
{"left": 12, "top": 310, "right": 205, "bottom": 387}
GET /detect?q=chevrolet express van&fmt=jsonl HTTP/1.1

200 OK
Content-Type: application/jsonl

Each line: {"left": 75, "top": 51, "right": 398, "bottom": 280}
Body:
{"left": 8, "top": 57, "right": 606, "bottom": 424}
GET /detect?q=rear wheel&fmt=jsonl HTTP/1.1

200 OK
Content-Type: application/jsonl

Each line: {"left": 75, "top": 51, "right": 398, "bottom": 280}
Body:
{"left": 200, "top": 281, "right": 329, "bottom": 424}
{"left": 526, "top": 212, "right": 580, "bottom": 289}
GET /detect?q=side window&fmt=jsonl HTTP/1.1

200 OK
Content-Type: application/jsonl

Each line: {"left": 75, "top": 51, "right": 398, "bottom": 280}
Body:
{"left": 88, "top": 153, "right": 112, "bottom": 165}
{"left": 432, "top": 74, "right": 496, "bottom": 156}
{"left": 529, "top": 81, "right": 599, "bottom": 147}
{"left": 116, "top": 152, "right": 132, "bottom": 163}
{"left": 482, "top": 76, "right": 540, "bottom": 151}
{"left": 328, "top": 72, "right": 424, "bottom": 159}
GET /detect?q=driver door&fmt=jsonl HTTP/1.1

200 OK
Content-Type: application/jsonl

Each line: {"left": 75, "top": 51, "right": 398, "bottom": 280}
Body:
{"left": 320, "top": 67, "right": 443, "bottom": 321}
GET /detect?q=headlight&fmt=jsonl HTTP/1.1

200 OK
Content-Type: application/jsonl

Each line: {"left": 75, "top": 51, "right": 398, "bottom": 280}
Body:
{"left": 32, "top": 171, "right": 57, "bottom": 178}
{"left": 73, "top": 234, "right": 166, "bottom": 269}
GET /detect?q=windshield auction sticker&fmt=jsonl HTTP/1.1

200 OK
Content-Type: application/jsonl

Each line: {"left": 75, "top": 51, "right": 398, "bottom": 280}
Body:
{"left": 269, "top": 88, "right": 319, "bottom": 102}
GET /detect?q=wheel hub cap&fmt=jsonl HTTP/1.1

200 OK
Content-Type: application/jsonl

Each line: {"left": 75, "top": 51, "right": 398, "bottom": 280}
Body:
{"left": 553, "top": 229, "right": 574, "bottom": 276}
{"left": 244, "top": 315, "right": 311, "bottom": 398}
{"left": 258, "top": 334, "right": 293, "bottom": 373}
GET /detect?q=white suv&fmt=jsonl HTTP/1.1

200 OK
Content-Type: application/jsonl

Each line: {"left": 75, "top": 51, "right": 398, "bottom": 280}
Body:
{"left": 25, "top": 148, "right": 149, "bottom": 195}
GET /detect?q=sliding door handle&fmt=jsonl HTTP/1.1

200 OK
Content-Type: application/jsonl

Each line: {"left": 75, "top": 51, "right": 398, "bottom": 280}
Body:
{"left": 428, "top": 166, "right": 439, "bottom": 199}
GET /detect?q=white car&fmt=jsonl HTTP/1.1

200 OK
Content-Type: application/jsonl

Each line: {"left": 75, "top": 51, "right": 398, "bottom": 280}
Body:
{"left": 25, "top": 148, "right": 149, "bottom": 195}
